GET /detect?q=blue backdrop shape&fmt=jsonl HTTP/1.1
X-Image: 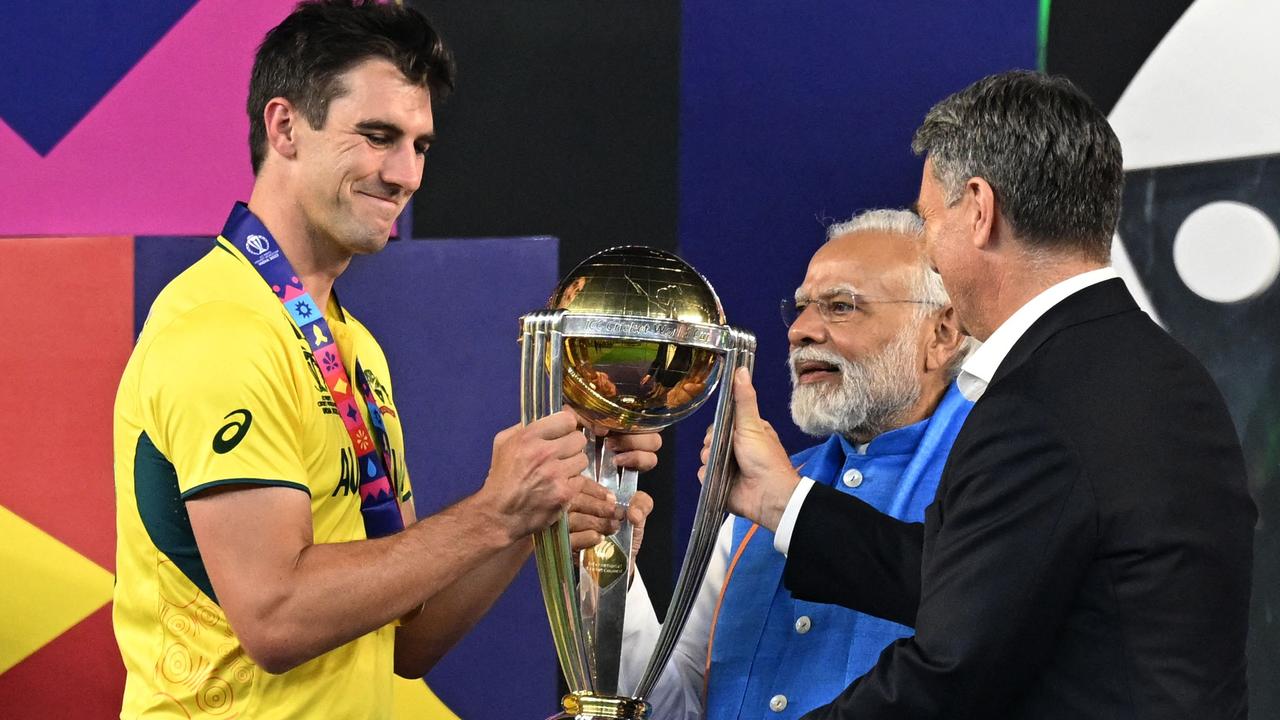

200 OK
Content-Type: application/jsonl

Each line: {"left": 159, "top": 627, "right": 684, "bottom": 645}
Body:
{"left": 673, "top": 1, "right": 1039, "bottom": 552}
{"left": 0, "top": 1, "right": 198, "bottom": 155}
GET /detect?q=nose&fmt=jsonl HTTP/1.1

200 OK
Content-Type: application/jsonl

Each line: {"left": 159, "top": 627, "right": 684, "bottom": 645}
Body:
{"left": 381, "top": 140, "right": 423, "bottom": 195}
{"left": 787, "top": 303, "right": 827, "bottom": 348}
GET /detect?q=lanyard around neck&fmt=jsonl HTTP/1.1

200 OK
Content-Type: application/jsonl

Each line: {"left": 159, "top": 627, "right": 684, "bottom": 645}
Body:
{"left": 221, "top": 202, "right": 405, "bottom": 538}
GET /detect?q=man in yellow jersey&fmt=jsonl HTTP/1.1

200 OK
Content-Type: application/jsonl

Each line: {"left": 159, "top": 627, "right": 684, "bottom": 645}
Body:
{"left": 112, "top": 2, "right": 659, "bottom": 717}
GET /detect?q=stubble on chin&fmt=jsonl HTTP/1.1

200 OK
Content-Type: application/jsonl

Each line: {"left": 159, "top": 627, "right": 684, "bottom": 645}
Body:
{"left": 348, "top": 231, "right": 391, "bottom": 256}
{"left": 338, "top": 211, "right": 396, "bottom": 256}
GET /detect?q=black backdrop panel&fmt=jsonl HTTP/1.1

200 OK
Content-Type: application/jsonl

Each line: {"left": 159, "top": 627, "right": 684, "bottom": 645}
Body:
{"left": 1049, "top": 1, "right": 1278, "bottom": 715}
{"left": 406, "top": 0, "right": 682, "bottom": 623}
{"left": 1045, "top": 0, "right": 1194, "bottom": 115}
{"left": 409, "top": 1, "right": 680, "bottom": 277}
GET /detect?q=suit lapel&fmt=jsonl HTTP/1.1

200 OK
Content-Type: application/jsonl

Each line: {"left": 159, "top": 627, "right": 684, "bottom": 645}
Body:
{"left": 989, "top": 278, "right": 1140, "bottom": 388}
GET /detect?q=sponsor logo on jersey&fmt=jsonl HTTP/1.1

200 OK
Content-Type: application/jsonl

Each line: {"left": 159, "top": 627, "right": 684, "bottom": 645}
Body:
{"left": 212, "top": 409, "right": 253, "bottom": 454}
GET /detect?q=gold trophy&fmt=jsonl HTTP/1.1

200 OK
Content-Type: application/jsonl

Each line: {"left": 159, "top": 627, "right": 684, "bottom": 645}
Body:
{"left": 520, "top": 246, "right": 756, "bottom": 719}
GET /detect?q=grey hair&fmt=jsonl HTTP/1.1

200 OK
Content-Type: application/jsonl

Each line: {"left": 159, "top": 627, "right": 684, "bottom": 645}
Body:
{"left": 826, "top": 207, "right": 978, "bottom": 382}
{"left": 911, "top": 70, "right": 1122, "bottom": 263}
{"left": 827, "top": 207, "right": 924, "bottom": 240}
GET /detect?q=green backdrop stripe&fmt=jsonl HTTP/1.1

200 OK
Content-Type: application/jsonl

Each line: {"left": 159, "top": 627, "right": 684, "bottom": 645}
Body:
{"left": 1038, "top": 0, "right": 1052, "bottom": 71}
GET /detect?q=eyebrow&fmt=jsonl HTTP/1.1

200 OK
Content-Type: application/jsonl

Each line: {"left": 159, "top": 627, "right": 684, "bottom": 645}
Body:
{"left": 795, "top": 284, "right": 860, "bottom": 302}
{"left": 354, "top": 119, "right": 436, "bottom": 148}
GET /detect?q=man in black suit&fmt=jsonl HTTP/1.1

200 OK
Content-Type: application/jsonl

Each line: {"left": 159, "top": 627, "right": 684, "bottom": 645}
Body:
{"left": 708, "top": 70, "right": 1257, "bottom": 718}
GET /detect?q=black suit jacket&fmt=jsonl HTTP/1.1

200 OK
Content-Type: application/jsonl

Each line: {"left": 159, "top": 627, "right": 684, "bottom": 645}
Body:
{"left": 784, "top": 279, "right": 1256, "bottom": 719}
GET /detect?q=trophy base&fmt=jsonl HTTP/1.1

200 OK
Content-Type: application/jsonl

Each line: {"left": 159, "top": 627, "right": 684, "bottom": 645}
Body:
{"left": 555, "top": 692, "right": 650, "bottom": 719}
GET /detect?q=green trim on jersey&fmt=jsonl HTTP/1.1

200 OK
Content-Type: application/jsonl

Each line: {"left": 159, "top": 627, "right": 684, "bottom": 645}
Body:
{"left": 179, "top": 478, "right": 311, "bottom": 501}
{"left": 134, "top": 431, "right": 312, "bottom": 604}
{"left": 133, "top": 431, "right": 219, "bottom": 603}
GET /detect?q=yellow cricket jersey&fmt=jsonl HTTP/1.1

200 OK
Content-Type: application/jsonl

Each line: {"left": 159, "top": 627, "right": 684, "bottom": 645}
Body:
{"left": 113, "top": 237, "right": 412, "bottom": 719}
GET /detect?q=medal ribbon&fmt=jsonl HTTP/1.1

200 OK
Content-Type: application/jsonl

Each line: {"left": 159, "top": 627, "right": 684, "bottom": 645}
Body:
{"left": 221, "top": 202, "right": 405, "bottom": 538}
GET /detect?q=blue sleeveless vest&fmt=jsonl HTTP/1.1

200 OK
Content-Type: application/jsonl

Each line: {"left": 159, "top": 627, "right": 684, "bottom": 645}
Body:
{"left": 705, "top": 383, "right": 972, "bottom": 719}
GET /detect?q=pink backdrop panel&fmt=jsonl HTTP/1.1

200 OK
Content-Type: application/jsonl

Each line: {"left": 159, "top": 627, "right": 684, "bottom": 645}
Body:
{"left": 0, "top": 0, "right": 296, "bottom": 236}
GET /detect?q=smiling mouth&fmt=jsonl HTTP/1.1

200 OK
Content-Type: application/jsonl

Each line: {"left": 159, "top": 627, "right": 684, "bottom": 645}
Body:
{"left": 359, "top": 191, "right": 400, "bottom": 210}
{"left": 795, "top": 360, "right": 840, "bottom": 384}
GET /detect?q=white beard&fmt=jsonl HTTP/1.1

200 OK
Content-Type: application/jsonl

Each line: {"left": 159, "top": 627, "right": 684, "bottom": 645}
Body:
{"left": 788, "top": 324, "right": 923, "bottom": 442}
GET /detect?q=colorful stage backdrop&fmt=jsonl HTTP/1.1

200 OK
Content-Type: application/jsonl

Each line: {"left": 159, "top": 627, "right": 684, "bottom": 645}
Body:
{"left": 3, "top": 0, "right": 1276, "bottom": 717}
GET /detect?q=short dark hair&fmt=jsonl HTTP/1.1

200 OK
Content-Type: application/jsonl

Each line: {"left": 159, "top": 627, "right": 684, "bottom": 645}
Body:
{"left": 912, "top": 70, "right": 1123, "bottom": 262}
{"left": 247, "top": 0, "right": 456, "bottom": 174}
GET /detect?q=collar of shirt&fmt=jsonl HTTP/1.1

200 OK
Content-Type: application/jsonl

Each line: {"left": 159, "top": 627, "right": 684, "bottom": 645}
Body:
{"left": 797, "top": 415, "right": 931, "bottom": 487}
{"left": 776, "top": 413, "right": 933, "bottom": 555}
{"left": 957, "top": 267, "right": 1119, "bottom": 401}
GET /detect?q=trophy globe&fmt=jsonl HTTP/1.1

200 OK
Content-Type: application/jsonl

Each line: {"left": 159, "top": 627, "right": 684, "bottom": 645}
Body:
{"left": 550, "top": 246, "right": 727, "bottom": 432}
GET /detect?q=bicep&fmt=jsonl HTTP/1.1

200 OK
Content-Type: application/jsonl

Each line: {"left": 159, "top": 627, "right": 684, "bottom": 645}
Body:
{"left": 186, "top": 484, "right": 314, "bottom": 633}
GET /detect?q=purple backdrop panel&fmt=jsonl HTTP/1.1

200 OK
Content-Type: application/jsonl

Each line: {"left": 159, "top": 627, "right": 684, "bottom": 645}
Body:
{"left": 674, "top": 2, "right": 1039, "bottom": 555}
{"left": 134, "top": 237, "right": 211, "bottom": 336}
{"left": 342, "top": 237, "right": 559, "bottom": 718}
{"left": 132, "top": 235, "right": 560, "bottom": 717}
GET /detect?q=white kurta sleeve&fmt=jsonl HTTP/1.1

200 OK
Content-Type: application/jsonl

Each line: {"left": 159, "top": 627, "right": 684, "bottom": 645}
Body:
{"left": 618, "top": 517, "right": 735, "bottom": 719}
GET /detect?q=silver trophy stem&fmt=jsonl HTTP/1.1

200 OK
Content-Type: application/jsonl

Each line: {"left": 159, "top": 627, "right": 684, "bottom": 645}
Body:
{"left": 578, "top": 437, "right": 640, "bottom": 696}
{"left": 524, "top": 301, "right": 757, "bottom": 715}
{"left": 524, "top": 311, "right": 594, "bottom": 693}
{"left": 633, "top": 330, "right": 756, "bottom": 698}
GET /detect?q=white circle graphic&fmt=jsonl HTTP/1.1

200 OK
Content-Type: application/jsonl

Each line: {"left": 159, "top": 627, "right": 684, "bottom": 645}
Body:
{"left": 1172, "top": 200, "right": 1280, "bottom": 303}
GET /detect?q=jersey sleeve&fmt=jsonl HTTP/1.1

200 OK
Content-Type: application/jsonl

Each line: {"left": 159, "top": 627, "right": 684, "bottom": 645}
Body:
{"left": 139, "top": 301, "right": 311, "bottom": 499}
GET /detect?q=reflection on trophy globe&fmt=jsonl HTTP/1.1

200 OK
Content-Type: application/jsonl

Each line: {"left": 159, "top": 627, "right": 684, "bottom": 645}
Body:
{"left": 550, "top": 246, "right": 726, "bottom": 431}
{"left": 520, "top": 245, "right": 755, "bottom": 719}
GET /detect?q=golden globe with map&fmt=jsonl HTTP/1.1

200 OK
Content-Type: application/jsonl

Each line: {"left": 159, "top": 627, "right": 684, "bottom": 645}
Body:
{"left": 519, "top": 246, "right": 756, "bottom": 719}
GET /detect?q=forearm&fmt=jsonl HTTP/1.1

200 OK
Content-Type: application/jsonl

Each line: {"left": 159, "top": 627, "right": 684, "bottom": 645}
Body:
{"left": 619, "top": 574, "right": 707, "bottom": 718}
{"left": 240, "top": 494, "right": 514, "bottom": 672}
{"left": 190, "top": 412, "right": 599, "bottom": 675}
{"left": 393, "top": 535, "right": 534, "bottom": 677}
{"left": 622, "top": 519, "right": 730, "bottom": 718}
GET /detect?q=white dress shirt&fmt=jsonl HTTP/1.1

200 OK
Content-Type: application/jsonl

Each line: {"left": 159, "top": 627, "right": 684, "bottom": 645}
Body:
{"left": 620, "top": 518, "right": 734, "bottom": 718}
{"left": 956, "top": 266, "right": 1118, "bottom": 401}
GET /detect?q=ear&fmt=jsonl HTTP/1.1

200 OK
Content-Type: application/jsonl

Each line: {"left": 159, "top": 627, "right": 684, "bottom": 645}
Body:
{"left": 961, "top": 176, "right": 998, "bottom": 251}
{"left": 262, "top": 97, "right": 300, "bottom": 162}
{"left": 923, "top": 305, "right": 966, "bottom": 375}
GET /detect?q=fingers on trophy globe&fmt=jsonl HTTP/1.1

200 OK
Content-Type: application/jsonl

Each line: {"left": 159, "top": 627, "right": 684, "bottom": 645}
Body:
{"left": 520, "top": 246, "right": 756, "bottom": 720}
